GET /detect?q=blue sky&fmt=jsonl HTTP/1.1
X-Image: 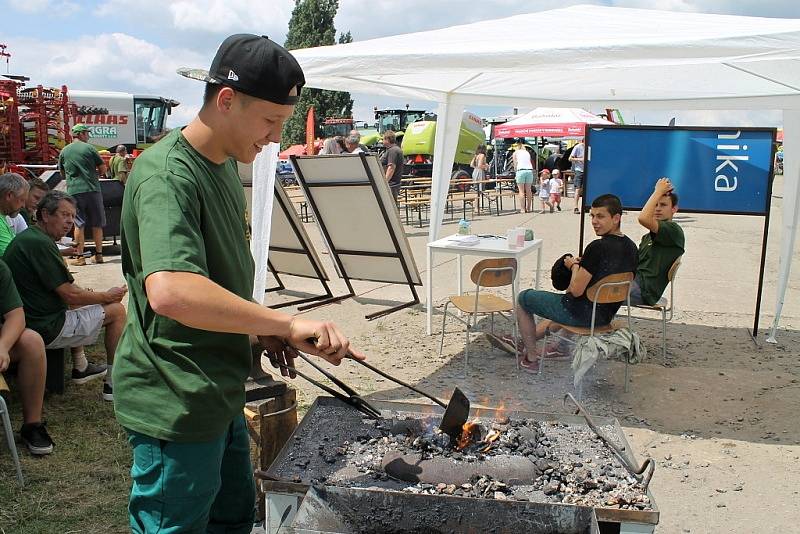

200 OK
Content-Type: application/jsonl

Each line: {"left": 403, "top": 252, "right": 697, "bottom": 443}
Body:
{"left": 2, "top": 0, "right": 798, "bottom": 127}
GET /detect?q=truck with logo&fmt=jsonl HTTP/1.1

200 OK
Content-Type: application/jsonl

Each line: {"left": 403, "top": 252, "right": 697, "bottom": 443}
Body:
{"left": 70, "top": 90, "right": 179, "bottom": 152}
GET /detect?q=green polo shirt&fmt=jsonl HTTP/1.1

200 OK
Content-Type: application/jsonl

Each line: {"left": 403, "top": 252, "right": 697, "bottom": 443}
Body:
{"left": 3, "top": 226, "right": 72, "bottom": 344}
{"left": 0, "top": 260, "right": 23, "bottom": 317}
{"left": 0, "top": 217, "right": 14, "bottom": 257}
{"left": 59, "top": 140, "right": 104, "bottom": 195}
{"left": 637, "top": 219, "right": 685, "bottom": 305}
{"left": 114, "top": 128, "right": 255, "bottom": 442}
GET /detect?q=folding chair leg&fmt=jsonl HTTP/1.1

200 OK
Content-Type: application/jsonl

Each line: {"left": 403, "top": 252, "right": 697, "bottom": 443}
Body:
{"left": 661, "top": 309, "right": 667, "bottom": 361}
{"left": 624, "top": 357, "right": 630, "bottom": 393}
{"left": 0, "top": 396, "right": 24, "bottom": 486}
{"left": 439, "top": 301, "right": 450, "bottom": 358}
{"left": 464, "top": 318, "right": 471, "bottom": 376}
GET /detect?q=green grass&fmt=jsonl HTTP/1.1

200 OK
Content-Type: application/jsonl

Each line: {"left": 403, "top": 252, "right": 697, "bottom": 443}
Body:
{"left": 0, "top": 345, "right": 130, "bottom": 534}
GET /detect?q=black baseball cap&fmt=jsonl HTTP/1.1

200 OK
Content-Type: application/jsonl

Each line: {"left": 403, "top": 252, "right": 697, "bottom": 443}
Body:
{"left": 177, "top": 34, "right": 305, "bottom": 105}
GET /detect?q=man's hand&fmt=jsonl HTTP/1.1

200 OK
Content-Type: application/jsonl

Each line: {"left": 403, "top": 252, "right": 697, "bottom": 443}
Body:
{"left": 258, "top": 335, "right": 299, "bottom": 379}
{"left": 563, "top": 255, "right": 581, "bottom": 269}
{"left": 286, "top": 317, "right": 365, "bottom": 365}
{"left": 104, "top": 286, "right": 127, "bottom": 304}
{"left": 0, "top": 350, "right": 10, "bottom": 373}
{"left": 655, "top": 177, "right": 673, "bottom": 196}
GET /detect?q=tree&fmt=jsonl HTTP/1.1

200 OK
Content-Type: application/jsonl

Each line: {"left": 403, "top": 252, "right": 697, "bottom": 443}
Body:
{"left": 282, "top": 0, "right": 354, "bottom": 148}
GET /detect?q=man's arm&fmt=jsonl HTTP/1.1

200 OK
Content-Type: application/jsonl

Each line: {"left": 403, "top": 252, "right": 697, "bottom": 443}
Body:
{"left": 385, "top": 163, "right": 396, "bottom": 182}
{"left": 54, "top": 282, "right": 126, "bottom": 306}
{"left": 638, "top": 177, "right": 673, "bottom": 234}
{"left": 0, "top": 308, "right": 25, "bottom": 372}
{"left": 563, "top": 256, "right": 592, "bottom": 297}
{"left": 146, "top": 271, "right": 363, "bottom": 363}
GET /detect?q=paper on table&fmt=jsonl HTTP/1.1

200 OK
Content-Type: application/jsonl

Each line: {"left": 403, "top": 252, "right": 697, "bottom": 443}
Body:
{"left": 447, "top": 234, "right": 480, "bottom": 246}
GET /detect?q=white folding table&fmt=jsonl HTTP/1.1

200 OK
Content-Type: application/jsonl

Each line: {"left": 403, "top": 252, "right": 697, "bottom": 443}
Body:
{"left": 426, "top": 234, "right": 543, "bottom": 335}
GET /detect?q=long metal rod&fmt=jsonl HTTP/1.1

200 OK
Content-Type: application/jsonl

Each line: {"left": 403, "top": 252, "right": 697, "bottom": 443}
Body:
{"left": 563, "top": 393, "right": 655, "bottom": 491}
{"left": 350, "top": 357, "right": 447, "bottom": 408}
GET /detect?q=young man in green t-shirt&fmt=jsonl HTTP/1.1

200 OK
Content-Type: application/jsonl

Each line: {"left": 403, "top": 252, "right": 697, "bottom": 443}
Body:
{"left": 630, "top": 177, "right": 685, "bottom": 306}
{"left": 109, "top": 144, "right": 129, "bottom": 184}
{"left": 58, "top": 123, "right": 107, "bottom": 265}
{"left": 0, "top": 259, "right": 52, "bottom": 455}
{"left": 115, "top": 34, "right": 365, "bottom": 533}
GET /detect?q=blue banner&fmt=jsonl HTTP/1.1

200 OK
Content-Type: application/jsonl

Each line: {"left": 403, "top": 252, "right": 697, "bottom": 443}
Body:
{"left": 585, "top": 126, "right": 775, "bottom": 214}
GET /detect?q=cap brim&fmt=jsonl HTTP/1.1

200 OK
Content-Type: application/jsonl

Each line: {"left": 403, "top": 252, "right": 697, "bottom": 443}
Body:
{"left": 176, "top": 67, "right": 219, "bottom": 84}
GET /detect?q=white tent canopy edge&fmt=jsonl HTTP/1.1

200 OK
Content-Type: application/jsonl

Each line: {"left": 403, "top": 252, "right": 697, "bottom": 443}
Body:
{"left": 287, "top": 4, "right": 800, "bottom": 339}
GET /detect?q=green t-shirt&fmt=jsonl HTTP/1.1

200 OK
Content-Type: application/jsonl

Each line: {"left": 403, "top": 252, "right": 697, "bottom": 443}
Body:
{"left": 58, "top": 140, "right": 103, "bottom": 195}
{"left": 0, "top": 217, "right": 14, "bottom": 257}
{"left": 637, "top": 220, "right": 685, "bottom": 305}
{"left": 109, "top": 154, "right": 128, "bottom": 181}
{"left": 3, "top": 226, "right": 72, "bottom": 344}
{"left": 114, "top": 128, "right": 255, "bottom": 442}
{"left": 0, "top": 259, "right": 23, "bottom": 317}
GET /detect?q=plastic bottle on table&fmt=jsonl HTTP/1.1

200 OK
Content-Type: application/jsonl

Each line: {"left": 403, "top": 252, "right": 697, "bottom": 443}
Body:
{"left": 458, "top": 218, "right": 471, "bottom": 235}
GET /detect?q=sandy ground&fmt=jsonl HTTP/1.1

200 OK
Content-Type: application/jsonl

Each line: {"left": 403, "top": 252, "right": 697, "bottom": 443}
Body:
{"left": 77, "top": 176, "right": 800, "bottom": 533}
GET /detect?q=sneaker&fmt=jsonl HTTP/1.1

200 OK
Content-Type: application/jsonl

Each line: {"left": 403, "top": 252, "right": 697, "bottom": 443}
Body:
{"left": 20, "top": 422, "right": 54, "bottom": 455}
{"left": 93, "top": 254, "right": 104, "bottom": 264}
{"left": 556, "top": 205, "right": 562, "bottom": 211}
{"left": 102, "top": 383, "right": 113, "bottom": 401}
{"left": 71, "top": 362, "right": 108, "bottom": 384}
{"left": 70, "top": 256, "right": 87, "bottom": 266}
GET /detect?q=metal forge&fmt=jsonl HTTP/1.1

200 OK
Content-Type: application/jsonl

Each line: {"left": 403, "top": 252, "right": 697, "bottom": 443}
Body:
{"left": 262, "top": 397, "right": 658, "bottom": 534}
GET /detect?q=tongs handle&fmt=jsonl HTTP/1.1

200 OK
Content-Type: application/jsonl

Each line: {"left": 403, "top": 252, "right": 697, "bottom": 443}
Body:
{"left": 273, "top": 357, "right": 381, "bottom": 419}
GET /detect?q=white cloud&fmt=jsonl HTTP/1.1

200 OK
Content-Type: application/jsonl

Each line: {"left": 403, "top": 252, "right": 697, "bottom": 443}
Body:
{"left": 8, "top": 33, "right": 207, "bottom": 125}
{"left": 7, "top": 0, "right": 79, "bottom": 16}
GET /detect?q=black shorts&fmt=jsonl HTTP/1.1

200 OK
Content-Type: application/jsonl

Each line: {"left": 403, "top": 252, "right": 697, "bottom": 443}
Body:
{"left": 73, "top": 191, "right": 106, "bottom": 229}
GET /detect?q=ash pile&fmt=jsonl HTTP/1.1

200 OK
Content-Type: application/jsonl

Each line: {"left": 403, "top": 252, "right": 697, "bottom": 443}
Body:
{"left": 276, "top": 403, "right": 652, "bottom": 512}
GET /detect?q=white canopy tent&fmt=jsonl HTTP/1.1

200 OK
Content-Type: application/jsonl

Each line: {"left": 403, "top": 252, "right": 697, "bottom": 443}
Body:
{"left": 252, "top": 4, "right": 800, "bottom": 338}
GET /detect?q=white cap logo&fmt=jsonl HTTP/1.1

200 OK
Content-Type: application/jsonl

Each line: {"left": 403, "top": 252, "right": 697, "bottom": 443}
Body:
{"left": 227, "top": 69, "right": 239, "bottom": 81}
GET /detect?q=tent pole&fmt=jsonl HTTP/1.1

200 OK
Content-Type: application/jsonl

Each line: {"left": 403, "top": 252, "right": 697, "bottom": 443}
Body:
{"left": 767, "top": 111, "right": 800, "bottom": 343}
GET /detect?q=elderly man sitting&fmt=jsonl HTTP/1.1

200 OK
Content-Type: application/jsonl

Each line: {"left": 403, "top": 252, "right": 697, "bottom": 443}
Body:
{"left": 0, "top": 258, "right": 52, "bottom": 455}
{"left": 3, "top": 191, "right": 127, "bottom": 401}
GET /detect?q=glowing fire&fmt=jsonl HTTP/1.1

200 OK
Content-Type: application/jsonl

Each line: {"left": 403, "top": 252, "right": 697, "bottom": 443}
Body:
{"left": 455, "top": 422, "right": 481, "bottom": 450}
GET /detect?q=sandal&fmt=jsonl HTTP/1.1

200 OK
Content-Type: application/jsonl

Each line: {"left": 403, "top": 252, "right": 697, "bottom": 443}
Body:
{"left": 486, "top": 333, "right": 523, "bottom": 355}
{"left": 518, "top": 356, "right": 540, "bottom": 374}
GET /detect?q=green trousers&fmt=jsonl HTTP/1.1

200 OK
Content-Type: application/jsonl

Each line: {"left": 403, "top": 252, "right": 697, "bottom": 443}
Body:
{"left": 126, "top": 414, "right": 255, "bottom": 533}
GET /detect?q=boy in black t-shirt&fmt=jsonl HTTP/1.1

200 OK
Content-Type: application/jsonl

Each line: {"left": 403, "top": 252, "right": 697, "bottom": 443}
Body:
{"left": 513, "top": 194, "right": 637, "bottom": 372}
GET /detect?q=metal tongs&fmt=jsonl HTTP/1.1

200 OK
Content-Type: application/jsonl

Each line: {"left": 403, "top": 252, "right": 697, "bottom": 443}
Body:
{"left": 277, "top": 351, "right": 383, "bottom": 419}
{"left": 563, "top": 393, "right": 655, "bottom": 491}
{"left": 272, "top": 344, "right": 471, "bottom": 441}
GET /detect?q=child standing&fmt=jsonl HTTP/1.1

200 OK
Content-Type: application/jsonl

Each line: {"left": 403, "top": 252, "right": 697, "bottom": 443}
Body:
{"left": 538, "top": 170, "right": 553, "bottom": 214}
{"left": 549, "top": 169, "right": 563, "bottom": 211}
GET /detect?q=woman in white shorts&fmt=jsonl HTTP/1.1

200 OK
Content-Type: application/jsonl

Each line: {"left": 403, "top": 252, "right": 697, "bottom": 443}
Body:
{"left": 513, "top": 141, "right": 534, "bottom": 213}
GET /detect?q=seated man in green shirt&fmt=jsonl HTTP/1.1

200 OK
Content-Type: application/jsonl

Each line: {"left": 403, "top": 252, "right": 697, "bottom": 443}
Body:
{"left": 629, "top": 178, "right": 685, "bottom": 306}
{"left": 0, "top": 259, "right": 52, "bottom": 455}
{"left": 3, "top": 191, "right": 127, "bottom": 400}
{"left": 0, "top": 172, "right": 30, "bottom": 256}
